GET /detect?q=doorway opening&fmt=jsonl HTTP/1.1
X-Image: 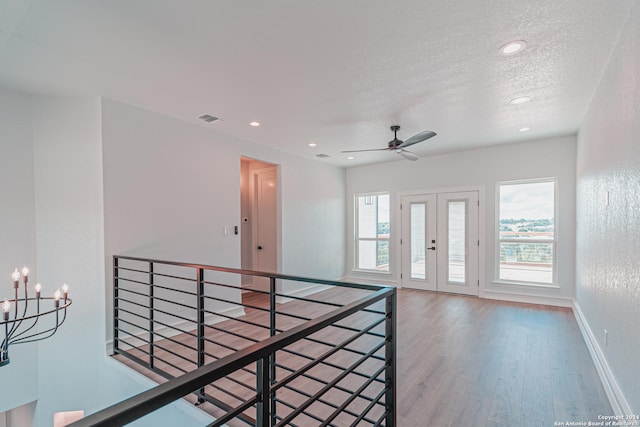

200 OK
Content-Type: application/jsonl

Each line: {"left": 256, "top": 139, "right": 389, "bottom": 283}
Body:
{"left": 240, "top": 157, "right": 280, "bottom": 293}
{"left": 400, "top": 190, "right": 480, "bottom": 296}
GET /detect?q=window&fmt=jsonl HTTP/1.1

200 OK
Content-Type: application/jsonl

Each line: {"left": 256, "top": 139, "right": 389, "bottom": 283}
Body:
{"left": 355, "top": 193, "right": 390, "bottom": 272}
{"left": 497, "top": 179, "right": 556, "bottom": 284}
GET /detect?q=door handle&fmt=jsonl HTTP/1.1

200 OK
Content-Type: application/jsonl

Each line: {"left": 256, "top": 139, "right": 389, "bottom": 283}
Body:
{"left": 427, "top": 246, "right": 436, "bottom": 250}
{"left": 257, "top": 246, "right": 263, "bottom": 250}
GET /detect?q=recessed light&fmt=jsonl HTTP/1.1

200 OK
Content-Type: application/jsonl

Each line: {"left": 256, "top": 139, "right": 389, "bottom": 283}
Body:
{"left": 499, "top": 40, "right": 527, "bottom": 55}
{"left": 347, "top": 156, "right": 355, "bottom": 160}
{"left": 510, "top": 96, "right": 531, "bottom": 105}
{"left": 250, "top": 121, "right": 260, "bottom": 127}
{"left": 518, "top": 127, "right": 531, "bottom": 132}
{"left": 308, "top": 142, "right": 317, "bottom": 147}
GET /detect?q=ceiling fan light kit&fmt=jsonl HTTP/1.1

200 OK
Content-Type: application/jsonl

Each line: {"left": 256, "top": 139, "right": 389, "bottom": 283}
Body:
{"left": 341, "top": 125, "right": 437, "bottom": 161}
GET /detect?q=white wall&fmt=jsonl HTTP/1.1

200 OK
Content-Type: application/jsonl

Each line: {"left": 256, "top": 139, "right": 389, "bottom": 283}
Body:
{"left": 30, "top": 95, "right": 210, "bottom": 426}
{"left": 0, "top": 87, "right": 39, "bottom": 412}
{"left": 346, "top": 135, "right": 577, "bottom": 305}
{"left": 102, "top": 98, "right": 346, "bottom": 333}
{"left": 575, "top": 0, "right": 640, "bottom": 414}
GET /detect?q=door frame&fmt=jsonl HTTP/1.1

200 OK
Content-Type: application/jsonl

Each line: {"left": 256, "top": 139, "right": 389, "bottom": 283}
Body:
{"left": 396, "top": 185, "right": 485, "bottom": 296}
{"left": 250, "top": 165, "right": 280, "bottom": 274}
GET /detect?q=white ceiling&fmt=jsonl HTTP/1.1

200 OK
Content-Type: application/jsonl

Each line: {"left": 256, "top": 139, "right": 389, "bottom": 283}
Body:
{"left": 0, "top": 0, "right": 635, "bottom": 166}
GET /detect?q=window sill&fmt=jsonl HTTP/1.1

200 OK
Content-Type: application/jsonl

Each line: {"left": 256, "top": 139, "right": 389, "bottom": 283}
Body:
{"left": 492, "top": 280, "right": 560, "bottom": 290}
{"left": 352, "top": 269, "right": 392, "bottom": 276}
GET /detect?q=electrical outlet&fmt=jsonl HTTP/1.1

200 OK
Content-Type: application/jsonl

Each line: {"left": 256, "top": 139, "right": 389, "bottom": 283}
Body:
{"left": 604, "top": 329, "right": 608, "bottom": 347}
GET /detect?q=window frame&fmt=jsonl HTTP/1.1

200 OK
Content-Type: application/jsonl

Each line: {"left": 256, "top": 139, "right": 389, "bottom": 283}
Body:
{"left": 353, "top": 191, "right": 391, "bottom": 274}
{"left": 494, "top": 178, "right": 558, "bottom": 288}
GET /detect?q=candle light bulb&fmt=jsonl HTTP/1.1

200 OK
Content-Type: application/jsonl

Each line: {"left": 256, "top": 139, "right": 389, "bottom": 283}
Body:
{"left": 62, "top": 284, "right": 69, "bottom": 293}
{"left": 2, "top": 298, "right": 10, "bottom": 313}
{"left": 54, "top": 289, "right": 61, "bottom": 300}
{"left": 35, "top": 283, "right": 42, "bottom": 293}
{"left": 12, "top": 268, "right": 20, "bottom": 282}
{"left": 21, "top": 266, "right": 29, "bottom": 277}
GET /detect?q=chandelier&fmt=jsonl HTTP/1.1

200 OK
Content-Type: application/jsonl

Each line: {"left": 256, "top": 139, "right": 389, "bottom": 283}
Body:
{"left": 1, "top": 266, "right": 72, "bottom": 366}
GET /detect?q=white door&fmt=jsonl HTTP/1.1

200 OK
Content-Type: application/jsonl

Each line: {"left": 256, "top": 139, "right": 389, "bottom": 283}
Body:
{"left": 400, "top": 191, "right": 479, "bottom": 296}
{"left": 436, "top": 191, "right": 479, "bottom": 296}
{"left": 400, "top": 194, "right": 437, "bottom": 291}
{"left": 252, "top": 167, "right": 278, "bottom": 291}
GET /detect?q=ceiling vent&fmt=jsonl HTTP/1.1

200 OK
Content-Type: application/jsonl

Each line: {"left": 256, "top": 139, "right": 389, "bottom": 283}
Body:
{"left": 315, "top": 153, "right": 330, "bottom": 158}
{"left": 198, "top": 114, "right": 220, "bottom": 123}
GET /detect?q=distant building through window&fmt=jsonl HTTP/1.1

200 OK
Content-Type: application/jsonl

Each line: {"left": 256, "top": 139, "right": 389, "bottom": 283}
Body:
{"left": 355, "top": 193, "right": 390, "bottom": 272}
{"left": 497, "top": 179, "right": 556, "bottom": 284}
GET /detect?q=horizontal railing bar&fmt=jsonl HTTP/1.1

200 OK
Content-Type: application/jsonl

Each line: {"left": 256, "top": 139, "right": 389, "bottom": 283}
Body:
{"left": 294, "top": 334, "right": 385, "bottom": 361}
{"left": 116, "top": 324, "right": 151, "bottom": 344}
{"left": 273, "top": 361, "right": 384, "bottom": 399}
{"left": 199, "top": 307, "right": 271, "bottom": 331}
{"left": 115, "top": 255, "right": 390, "bottom": 292}
{"left": 374, "top": 409, "right": 390, "bottom": 427}
{"left": 114, "top": 265, "right": 151, "bottom": 275}
{"left": 148, "top": 330, "right": 198, "bottom": 351}
{"left": 276, "top": 322, "right": 385, "bottom": 339}
{"left": 116, "top": 286, "right": 152, "bottom": 298}
{"left": 152, "top": 343, "right": 198, "bottom": 367}
{"left": 275, "top": 340, "right": 386, "bottom": 426}
{"left": 280, "top": 383, "right": 380, "bottom": 424}
{"left": 273, "top": 397, "right": 332, "bottom": 426}
{"left": 206, "top": 394, "right": 258, "bottom": 427}
{"left": 135, "top": 270, "right": 197, "bottom": 284}
{"left": 75, "top": 288, "right": 393, "bottom": 427}
{"left": 200, "top": 382, "right": 250, "bottom": 407}
{"left": 271, "top": 292, "right": 343, "bottom": 308}
{"left": 274, "top": 315, "right": 386, "bottom": 391}
{"left": 202, "top": 336, "right": 246, "bottom": 354}
{"left": 197, "top": 390, "right": 255, "bottom": 426}
{"left": 350, "top": 386, "right": 388, "bottom": 427}
{"left": 203, "top": 323, "right": 261, "bottom": 344}
{"left": 115, "top": 297, "right": 151, "bottom": 311}
{"left": 274, "top": 414, "right": 299, "bottom": 427}
{"left": 277, "top": 345, "right": 385, "bottom": 386}
{"left": 273, "top": 311, "right": 312, "bottom": 323}
{"left": 320, "top": 363, "right": 388, "bottom": 426}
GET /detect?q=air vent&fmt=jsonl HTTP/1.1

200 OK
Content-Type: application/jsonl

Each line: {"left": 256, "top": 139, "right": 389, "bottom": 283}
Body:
{"left": 316, "top": 153, "right": 330, "bottom": 158}
{"left": 198, "top": 114, "right": 220, "bottom": 123}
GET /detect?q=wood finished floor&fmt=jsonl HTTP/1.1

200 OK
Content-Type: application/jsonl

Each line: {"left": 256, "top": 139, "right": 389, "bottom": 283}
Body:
{"left": 115, "top": 288, "right": 612, "bottom": 427}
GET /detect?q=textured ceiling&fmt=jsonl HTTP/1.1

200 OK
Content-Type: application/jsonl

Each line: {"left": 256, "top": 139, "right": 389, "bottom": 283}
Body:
{"left": 0, "top": 0, "right": 635, "bottom": 166}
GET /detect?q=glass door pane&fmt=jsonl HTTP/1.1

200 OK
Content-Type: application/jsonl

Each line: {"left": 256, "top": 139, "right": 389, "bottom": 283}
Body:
{"left": 447, "top": 201, "right": 466, "bottom": 283}
{"left": 410, "top": 203, "right": 426, "bottom": 279}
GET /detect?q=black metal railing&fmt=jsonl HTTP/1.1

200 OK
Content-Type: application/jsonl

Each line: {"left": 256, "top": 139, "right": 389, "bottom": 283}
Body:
{"left": 72, "top": 255, "right": 396, "bottom": 426}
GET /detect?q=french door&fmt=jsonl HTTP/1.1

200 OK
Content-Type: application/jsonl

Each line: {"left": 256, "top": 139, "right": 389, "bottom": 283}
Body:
{"left": 401, "top": 191, "right": 479, "bottom": 296}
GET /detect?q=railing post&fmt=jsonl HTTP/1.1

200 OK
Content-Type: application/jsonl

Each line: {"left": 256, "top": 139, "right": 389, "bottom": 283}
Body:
{"left": 149, "top": 261, "right": 154, "bottom": 370}
{"left": 385, "top": 289, "right": 397, "bottom": 426}
{"left": 197, "top": 267, "right": 205, "bottom": 404}
{"left": 256, "top": 356, "right": 270, "bottom": 427}
{"left": 113, "top": 256, "right": 119, "bottom": 355}
{"left": 269, "top": 276, "right": 276, "bottom": 426}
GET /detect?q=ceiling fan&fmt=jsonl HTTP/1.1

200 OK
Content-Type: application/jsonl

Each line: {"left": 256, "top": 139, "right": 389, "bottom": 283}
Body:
{"left": 341, "top": 125, "right": 437, "bottom": 161}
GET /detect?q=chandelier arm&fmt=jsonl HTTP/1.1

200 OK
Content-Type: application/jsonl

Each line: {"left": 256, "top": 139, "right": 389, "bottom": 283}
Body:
{"left": 7, "top": 316, "right": 40, "bottom": 342}
{"left": 7, "top": 284, "right": 30, "bottom": 341}
{"left": 9, "top": 308, "right": 66, "bottom": 346}
{"left": 9, "top": 294, "right": 43, "bottom": 342}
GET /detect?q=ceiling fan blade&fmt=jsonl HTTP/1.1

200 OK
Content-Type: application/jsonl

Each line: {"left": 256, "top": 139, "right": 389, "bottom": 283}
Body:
{"left": 341, "top": 148, "right": 390, "bottom": 153}
{"left": 398, "top": 130, "right": 437, "bottom": 148}
{"left": 397, "top": 149, "right": 420, "bottom": 161}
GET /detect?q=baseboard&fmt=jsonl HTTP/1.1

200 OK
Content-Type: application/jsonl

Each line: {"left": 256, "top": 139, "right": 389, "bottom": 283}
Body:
{"left": 275, "top": 283, "right": 330, "bottom": 304}
{"left": 340, "top": 276, "right": 398, "bottom": 288}
{"left": 482, "top": 289, "right": 574, "bottom": 307}
{"left": 573, "top": 302, "right": 632, "bottom": 416}
{"left": 106, "top": 305, "right": 246, "bottom": 354}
